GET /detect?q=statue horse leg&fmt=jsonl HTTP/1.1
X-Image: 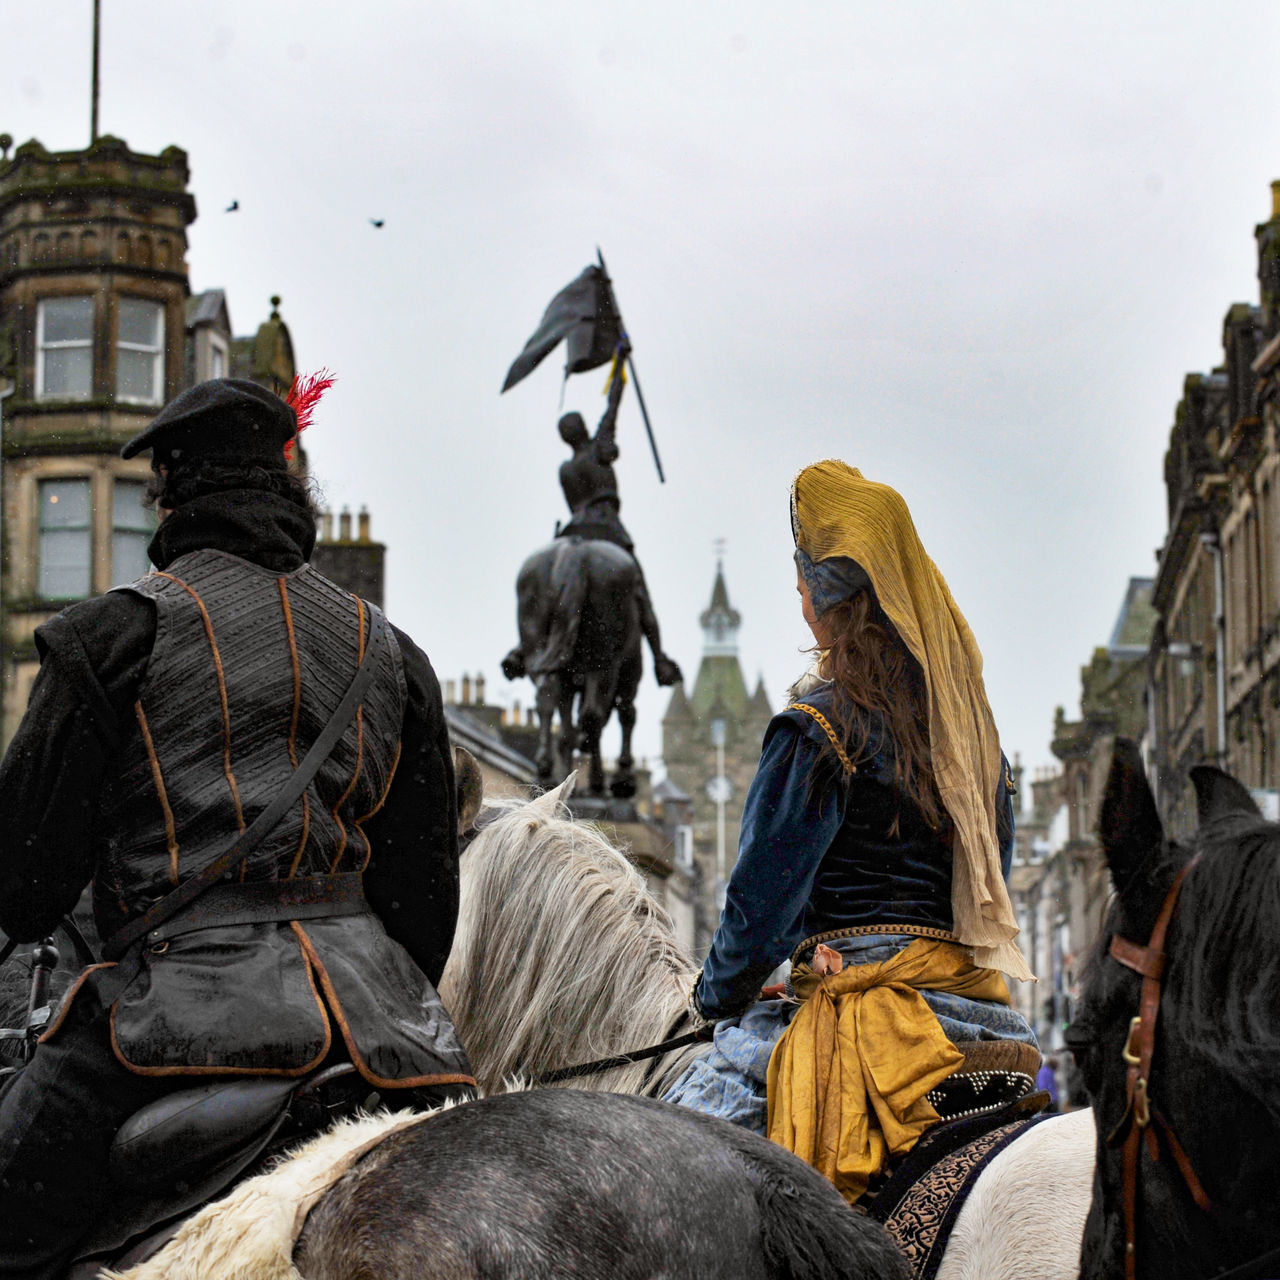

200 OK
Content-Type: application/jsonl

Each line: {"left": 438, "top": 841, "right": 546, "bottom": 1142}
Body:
{"left": 578, "top": 671, "right": 617, "bottom": 796}
{"left": 556, "top": 680, "right": 578, "bottom": 783}
{"left": 534, "top": 673, "right": 563, "bottom": 783}
{"left": 610, "top": 648, "right": 642, "bottom": 799}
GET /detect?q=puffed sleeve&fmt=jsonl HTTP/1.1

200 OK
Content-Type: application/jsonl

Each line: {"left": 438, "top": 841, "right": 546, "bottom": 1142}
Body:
{"left": 695, "top": 717, "right": 847, "bottom": 1021}
{"left": 360, "top": 625, "right": 458, "bottom": 986}
{"left": 0, "top": 594, "right": 152, "bottom": 942}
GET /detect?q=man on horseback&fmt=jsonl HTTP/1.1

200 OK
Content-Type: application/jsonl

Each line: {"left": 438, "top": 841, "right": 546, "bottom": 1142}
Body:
{"left": 0, "top": 378, "right": 474, "bottom": 1278}
{"left": 503, "top": 340, "right": 681, "bottom": 689}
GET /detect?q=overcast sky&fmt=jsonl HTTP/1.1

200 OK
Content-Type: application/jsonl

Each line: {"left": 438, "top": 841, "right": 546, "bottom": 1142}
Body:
{"left": 7, "top": 2, "right": 1280, "bottom": 789}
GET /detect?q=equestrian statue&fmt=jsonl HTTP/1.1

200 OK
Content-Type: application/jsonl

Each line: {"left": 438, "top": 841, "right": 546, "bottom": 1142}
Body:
{"left": 500, "top": 258, "right": 681, "bottom": 797}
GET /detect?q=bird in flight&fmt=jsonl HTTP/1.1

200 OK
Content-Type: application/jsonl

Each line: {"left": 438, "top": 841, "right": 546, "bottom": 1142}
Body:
{"left": 225, "top": 199, "right": 239, "bottom": 212}
{"left": 369, "top": 218, "right": 385, "bottom": 228}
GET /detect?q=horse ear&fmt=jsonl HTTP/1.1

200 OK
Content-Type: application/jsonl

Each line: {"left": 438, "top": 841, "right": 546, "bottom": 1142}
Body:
{"left": 1098, "top": 738, "right": 1164, "bottom": 888}
{"left": 1189, "top": 764, "right": 1260, "bottom": 826}
{"left": 527, "top": 772, "right": 577, "bottom": 817}
{"left": 453, "top": 746, "right": 484, "bottom": 836}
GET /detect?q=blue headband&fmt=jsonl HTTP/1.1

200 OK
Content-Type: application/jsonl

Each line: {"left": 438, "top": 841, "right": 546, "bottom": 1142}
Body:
{"left": 794, "top": 549, "right": 873, "bottom": 616}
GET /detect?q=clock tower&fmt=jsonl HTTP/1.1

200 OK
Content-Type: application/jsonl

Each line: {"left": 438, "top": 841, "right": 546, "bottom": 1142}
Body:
{"left": 661, "top": 555, "right": 773, "bottom": 954}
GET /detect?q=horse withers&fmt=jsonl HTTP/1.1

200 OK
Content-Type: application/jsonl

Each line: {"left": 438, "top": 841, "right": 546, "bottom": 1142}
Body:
{"left": 1070, "top": 740, "right": 1280, "bottom": 1280}
{"left": 502, "top": 537, "right": 644, "bottom": 796}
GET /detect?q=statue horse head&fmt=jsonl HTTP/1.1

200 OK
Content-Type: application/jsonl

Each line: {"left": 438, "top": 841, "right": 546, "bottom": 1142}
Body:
{"left": 503, "top": 538, "right": 643, "bottom": 796}
{"left": 1072, "top": 739, "right": 1280, "bottom": 1279}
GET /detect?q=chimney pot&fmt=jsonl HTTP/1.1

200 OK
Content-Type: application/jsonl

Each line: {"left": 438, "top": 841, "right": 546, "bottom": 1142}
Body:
{"left": 338, "top": 507, "right": 352, "bottom": 541}
{"left": 476, "top": 673, "right": 486, "bottom": 704}
{"left": 1272, "top": 179, "right": 1280, "bottom": 220}
{"left": 444, "top": 679, "right": 456, "bottom": 704}
{"left": 320, "top": 510, "right": 334, "bottom": 542}
{"left": 461, "top": 674, "right": 472, "bottom": 704}
{"left": 358, "top": 506, "right": 371, "bottom": 542}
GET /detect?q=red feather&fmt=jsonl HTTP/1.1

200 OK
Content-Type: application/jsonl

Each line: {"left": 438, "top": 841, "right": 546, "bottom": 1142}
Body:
{"left": 284, "top": 369, "right": 336, "bottom": 458}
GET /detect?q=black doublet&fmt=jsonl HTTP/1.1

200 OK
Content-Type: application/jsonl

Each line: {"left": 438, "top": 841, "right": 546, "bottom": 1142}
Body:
{"left": 0, "top": 489, "right": 470, "bottom": 1087}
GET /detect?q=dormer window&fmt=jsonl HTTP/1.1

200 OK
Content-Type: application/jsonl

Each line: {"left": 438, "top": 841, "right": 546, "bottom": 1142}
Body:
{"left": 116, "top": 298, "right": 165, "bottom": 405}
{"left": 36, "top": 297, "right": 94, "bottom": 400}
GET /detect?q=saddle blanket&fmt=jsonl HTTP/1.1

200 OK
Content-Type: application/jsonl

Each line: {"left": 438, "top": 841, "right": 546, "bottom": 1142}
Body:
{"left": 870, "top": 1105, "right": 1051, "bottom": 1280}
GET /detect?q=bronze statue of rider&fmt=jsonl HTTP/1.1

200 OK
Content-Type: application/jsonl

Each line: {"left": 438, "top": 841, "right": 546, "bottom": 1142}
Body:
{"left": 504, "top": 338, "right": 681, "bottom": 688}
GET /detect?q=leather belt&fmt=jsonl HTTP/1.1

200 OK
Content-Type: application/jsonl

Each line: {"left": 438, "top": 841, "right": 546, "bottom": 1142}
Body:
{"left": 117, "top": 873, "right": 370, "bottom": 950}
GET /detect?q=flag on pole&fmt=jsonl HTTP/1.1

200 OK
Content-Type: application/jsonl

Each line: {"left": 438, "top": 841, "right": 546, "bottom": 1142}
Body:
{"left": 501, "top": 265, "right": 623, "bottom": 393}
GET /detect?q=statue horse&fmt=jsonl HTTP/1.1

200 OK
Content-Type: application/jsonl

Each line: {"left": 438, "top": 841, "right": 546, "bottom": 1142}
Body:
{"left": 502, "top": 538, "right": 643, "bottom": 796}
{"left": 1068, "top": 740, "right": 1280, "bottom": 1280}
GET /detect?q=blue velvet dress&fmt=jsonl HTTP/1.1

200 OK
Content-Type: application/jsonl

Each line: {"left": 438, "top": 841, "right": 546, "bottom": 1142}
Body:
{"left": 663, "top": 683, "right": 1036, "bottom": 1133}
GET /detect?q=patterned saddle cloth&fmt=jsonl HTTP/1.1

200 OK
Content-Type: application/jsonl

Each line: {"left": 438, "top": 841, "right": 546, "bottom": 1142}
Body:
{"left": 867, "top": 1090, "right": 1052, "bottom": 1280}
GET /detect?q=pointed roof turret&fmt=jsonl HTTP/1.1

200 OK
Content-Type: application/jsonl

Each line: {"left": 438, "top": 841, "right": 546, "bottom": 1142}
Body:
{"left": 663, "top": 681, "right": 693, "bottom": 723}
{"left": 700, "top": 559, "right": 741, "bottom": 657}
{"left": 750, "top": 674, "right": 773, "bottom": 718}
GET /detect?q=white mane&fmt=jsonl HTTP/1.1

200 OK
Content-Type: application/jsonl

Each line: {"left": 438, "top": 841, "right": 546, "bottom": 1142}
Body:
{"left": 440, "top": 777, "right": 704, "bottom": 1096}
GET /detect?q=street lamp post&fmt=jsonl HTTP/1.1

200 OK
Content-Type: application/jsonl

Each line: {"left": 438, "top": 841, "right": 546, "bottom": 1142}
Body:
{"left": 709, "top": 718, "right": 727, "bottom": 904}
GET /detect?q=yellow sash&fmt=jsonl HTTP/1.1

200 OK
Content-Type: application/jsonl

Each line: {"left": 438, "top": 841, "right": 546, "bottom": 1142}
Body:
{"left": 766, "top": 937, "right": 1010, "bottom": 1203}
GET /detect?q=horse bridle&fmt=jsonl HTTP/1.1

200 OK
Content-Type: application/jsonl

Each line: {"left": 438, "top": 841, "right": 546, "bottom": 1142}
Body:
{"left": 1106, "top": 855, "right": 1211, "bottom": 1280}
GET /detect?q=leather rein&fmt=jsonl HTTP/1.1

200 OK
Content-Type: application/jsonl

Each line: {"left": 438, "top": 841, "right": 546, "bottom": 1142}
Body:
{"left": 1106, "top": 856, "right": 1211, "bottom": 1280}
{"left": 533, "top": 1014, "right": 711, "bottom": 1087}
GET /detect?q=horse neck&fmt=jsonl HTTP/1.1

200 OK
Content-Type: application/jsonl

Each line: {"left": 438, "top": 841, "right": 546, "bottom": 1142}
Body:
{"left": 441, "top": 823, "right": 703, "bottom": 1098}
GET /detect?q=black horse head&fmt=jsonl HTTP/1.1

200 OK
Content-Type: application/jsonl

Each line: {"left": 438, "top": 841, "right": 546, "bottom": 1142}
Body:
{"left": 1073, "top": 739, "right": 1280, "bottom": 1279}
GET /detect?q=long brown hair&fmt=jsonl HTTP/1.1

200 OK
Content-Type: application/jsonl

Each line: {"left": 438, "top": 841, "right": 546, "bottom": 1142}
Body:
{"left": 813, "top": 592, "right": 947, "bottom": 832}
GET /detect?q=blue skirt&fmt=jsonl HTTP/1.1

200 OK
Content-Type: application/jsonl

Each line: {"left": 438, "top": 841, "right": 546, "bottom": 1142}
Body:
{"left": 662, "top": 934, "right": 1037, "bottom": 1134}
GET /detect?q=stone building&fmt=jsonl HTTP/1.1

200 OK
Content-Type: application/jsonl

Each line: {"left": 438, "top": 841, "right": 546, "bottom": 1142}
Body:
{"left": 661, "top": 559, "right": 773, "bottom": 953}
{"left": 0, "top": 133, "right": 377, "bottom": 747}
{"left": 1005, "top": 579, "right": 1154, "bottom": 1084}
{"left": 312, "top": 505, "right": 386, "bottom": 608}
{"left": 1149, "top": 179, "right": 1280, "bottom": 833}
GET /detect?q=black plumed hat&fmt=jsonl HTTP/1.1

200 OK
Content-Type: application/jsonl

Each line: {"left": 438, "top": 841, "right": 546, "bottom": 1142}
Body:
{"left": 120, "top": 378, "right": 297, "bottom": 468}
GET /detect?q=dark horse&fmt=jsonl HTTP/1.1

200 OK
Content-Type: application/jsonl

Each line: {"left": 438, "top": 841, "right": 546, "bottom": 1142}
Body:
{"left": 502, "top": 537, "right": 643, "bottom": 796}
{"left": 1070, "top": 739, "right": 1280, "bottom": 1280}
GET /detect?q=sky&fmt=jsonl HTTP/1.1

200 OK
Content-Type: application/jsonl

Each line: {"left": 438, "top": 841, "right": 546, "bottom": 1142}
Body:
{"left": 6, "top": 2, "right": 1280, "bottom": 789}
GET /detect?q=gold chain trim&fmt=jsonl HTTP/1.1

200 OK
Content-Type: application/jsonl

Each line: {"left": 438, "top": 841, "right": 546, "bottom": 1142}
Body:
{"left": 791, "top": 924, "right": 959, "bottom": 965}
{"left": 789, "top": 703, "right": 857, "bottom": 774}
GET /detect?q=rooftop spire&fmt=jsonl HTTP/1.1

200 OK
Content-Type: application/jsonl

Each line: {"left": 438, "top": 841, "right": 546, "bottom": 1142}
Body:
{"left": 700, "top": 543, "right": 741, "bottom": 657}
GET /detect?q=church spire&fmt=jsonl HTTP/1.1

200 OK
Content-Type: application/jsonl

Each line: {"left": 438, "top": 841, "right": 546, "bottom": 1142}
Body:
{"left": 700, "top": 547, "right": 741, "bottom": 657}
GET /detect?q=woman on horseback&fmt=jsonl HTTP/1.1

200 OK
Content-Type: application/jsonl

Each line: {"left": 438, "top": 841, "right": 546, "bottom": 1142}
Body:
{"left": 664, "top": 459, "right": 1037, "bottom": 1204}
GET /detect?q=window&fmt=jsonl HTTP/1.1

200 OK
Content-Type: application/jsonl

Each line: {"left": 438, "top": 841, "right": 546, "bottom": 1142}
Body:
{"left": 116, "top": 298, "right": 164, "bottom": 404}
{"left": 38, "top": 479, "right": 92, "bottom": 599}
{"left": 112, "top": 480, "right": 153, "bottom": 584}
{"left": 209, "top": 339, "right": 227, "bottom": 380}
{"left": 36, "top": 298, "right": 93, "bottom": 400}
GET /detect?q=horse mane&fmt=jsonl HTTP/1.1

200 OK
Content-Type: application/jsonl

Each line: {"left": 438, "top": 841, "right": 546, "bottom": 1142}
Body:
{"left": 1169, "top": 814, "right": 1280, "bottom": 1110}
{"left": 440, "top": 793, "right": 703, "bottom": 1097}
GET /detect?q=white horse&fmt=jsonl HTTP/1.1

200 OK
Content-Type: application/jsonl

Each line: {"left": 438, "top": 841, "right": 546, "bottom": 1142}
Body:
{"left": 438, "top": 779, "right": 1097, "bottom": 1280}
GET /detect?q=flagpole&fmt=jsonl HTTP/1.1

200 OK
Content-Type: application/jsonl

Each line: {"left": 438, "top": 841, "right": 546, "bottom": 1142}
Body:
{"left": 624, "top": 355, "right": 664, "bottom": 484}
{"left": 91, "top": 0, "right": 102, "bottom": 143}
{"left": 596, "top": 248, "right": 665, "bottom": 484}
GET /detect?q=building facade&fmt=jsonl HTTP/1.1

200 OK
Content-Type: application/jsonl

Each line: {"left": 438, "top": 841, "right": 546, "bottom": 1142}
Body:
{"left": 661, "top": 560, "right": 773, "bottom": 953}
{"left": 1006, "top": 579, "right": 1154, "bottom": 1101}
{"left": 0, "top": 134, "right": 379, "bottom": 748}
{"left": 1149, "top": 180, "right": 1280, "bottom": 833}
